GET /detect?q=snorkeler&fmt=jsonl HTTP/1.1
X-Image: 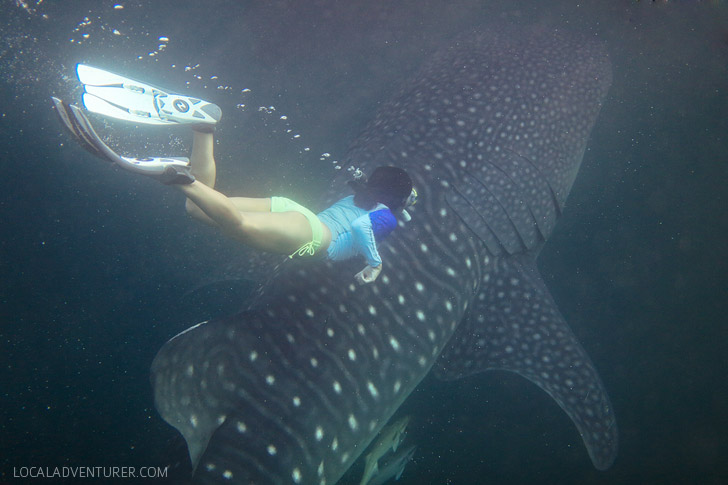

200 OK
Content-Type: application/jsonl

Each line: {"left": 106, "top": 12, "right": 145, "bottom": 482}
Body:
{"left": 51, "top": 65, "right": 416, "bottom": 284}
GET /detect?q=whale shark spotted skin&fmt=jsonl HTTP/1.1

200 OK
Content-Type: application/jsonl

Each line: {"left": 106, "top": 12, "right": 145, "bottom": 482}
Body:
{"left": 151, "top": 25, "right": 616, "bottom": 484}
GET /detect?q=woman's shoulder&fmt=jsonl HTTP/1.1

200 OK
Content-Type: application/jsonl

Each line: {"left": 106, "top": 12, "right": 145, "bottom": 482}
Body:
{"left": 336, "top": 195, "right": 355, "bottom": 204}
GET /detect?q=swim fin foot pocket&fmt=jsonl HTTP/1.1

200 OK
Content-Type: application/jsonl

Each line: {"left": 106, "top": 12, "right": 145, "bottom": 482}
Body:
{"left": 51, "top": 96, "right": 195, "bottom": 185}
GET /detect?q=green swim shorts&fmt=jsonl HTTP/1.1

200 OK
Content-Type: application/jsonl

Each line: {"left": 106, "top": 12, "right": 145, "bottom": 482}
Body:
{"left": 270, "top": 196, "right": 324, "bottom": 258}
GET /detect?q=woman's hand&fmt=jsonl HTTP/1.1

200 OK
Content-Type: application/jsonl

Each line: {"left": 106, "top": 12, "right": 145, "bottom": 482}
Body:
{"left": 354, "top": 264, "right": 382, "bottom": 284}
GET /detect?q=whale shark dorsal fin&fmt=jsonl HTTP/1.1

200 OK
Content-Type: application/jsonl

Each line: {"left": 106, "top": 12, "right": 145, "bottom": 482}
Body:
{"left": 435, "top": 254, "right": 617, "bottom": 470}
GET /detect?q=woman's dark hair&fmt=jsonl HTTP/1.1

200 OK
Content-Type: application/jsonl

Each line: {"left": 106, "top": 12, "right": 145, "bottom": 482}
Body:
{"left": 349, "top": 166, "right": 413, "bottom": 211}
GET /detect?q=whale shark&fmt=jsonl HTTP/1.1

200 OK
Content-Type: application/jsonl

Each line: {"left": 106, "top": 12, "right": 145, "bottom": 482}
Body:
{"left": 151, "top": 25, "right": 617, "bottom": 484}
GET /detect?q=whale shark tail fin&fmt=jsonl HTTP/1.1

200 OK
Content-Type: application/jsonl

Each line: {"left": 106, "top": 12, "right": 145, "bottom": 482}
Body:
{"left": 435, "top": 253, "right": 618, "bottom": 470}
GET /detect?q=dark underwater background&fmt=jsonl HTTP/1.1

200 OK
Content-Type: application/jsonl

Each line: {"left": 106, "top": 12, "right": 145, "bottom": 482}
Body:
{"left": 1, "top": 0, "right": 726, "bottom": 483}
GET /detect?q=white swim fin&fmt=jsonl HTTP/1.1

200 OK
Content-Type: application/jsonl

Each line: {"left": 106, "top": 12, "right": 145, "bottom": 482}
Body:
{"left": 76, "top": 64, "right": 221, "bottom": 129}
{"left": 51, "top": 96, "right": 195, "bottom": 185}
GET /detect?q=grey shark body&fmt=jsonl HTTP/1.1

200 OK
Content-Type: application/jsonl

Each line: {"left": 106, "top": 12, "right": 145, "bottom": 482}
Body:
{"left": 151, "top": 25, "right": 616, "bottom": 484}
{"left": 359, "top": 416, "right": 410, "bottom": 485}
{"left": 366, "top": 445, "right": 416, "bottom": 485}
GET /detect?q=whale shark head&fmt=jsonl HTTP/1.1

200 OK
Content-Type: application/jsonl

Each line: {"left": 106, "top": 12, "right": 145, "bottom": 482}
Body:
{"left": 151, "top": 25, "right": 616, "bottom": 484}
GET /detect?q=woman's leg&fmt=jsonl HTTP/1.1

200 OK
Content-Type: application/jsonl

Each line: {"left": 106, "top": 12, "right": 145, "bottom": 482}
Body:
{"left": 227, "top": 211, "right": 314, "bottom": 254}
{"left": 184, "top": 130, "right": 271, "bottom": 225}
{"left": 179, "top": 130, "right": 324, "bottom": 255}
{"left": 176, "top": 180, "right": 314, "bottom": 254}
{"left": 184, "top": 130, "right": 219, "bottom": 225}
{"left": 189, "top": 130, "right": 216, "bottom": 187}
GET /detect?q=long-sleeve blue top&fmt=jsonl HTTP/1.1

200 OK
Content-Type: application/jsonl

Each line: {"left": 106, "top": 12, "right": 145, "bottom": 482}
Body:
{"left": 317, "top": 195, "right": 398, "bottom": 267}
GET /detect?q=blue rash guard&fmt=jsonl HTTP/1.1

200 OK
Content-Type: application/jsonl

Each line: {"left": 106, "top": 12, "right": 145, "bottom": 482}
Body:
{"left": 317, "top": 195, "right": 398, "bottom": 267}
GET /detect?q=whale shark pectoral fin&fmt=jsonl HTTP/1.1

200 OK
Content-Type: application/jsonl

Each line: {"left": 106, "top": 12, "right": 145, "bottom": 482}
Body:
{"left": 435, "top": 254, "right": 618, "bottom": 470}
{"left": 151, "top": 321, "right": 220, "bottom": 471}
{"left": 192, "top": 414, "right": 270, "bottom": 482}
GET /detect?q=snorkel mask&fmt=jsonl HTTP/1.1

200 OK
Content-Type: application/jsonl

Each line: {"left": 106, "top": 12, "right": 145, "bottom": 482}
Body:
{"left": 401, "top": 187, "right": 417, "bottom": 222}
